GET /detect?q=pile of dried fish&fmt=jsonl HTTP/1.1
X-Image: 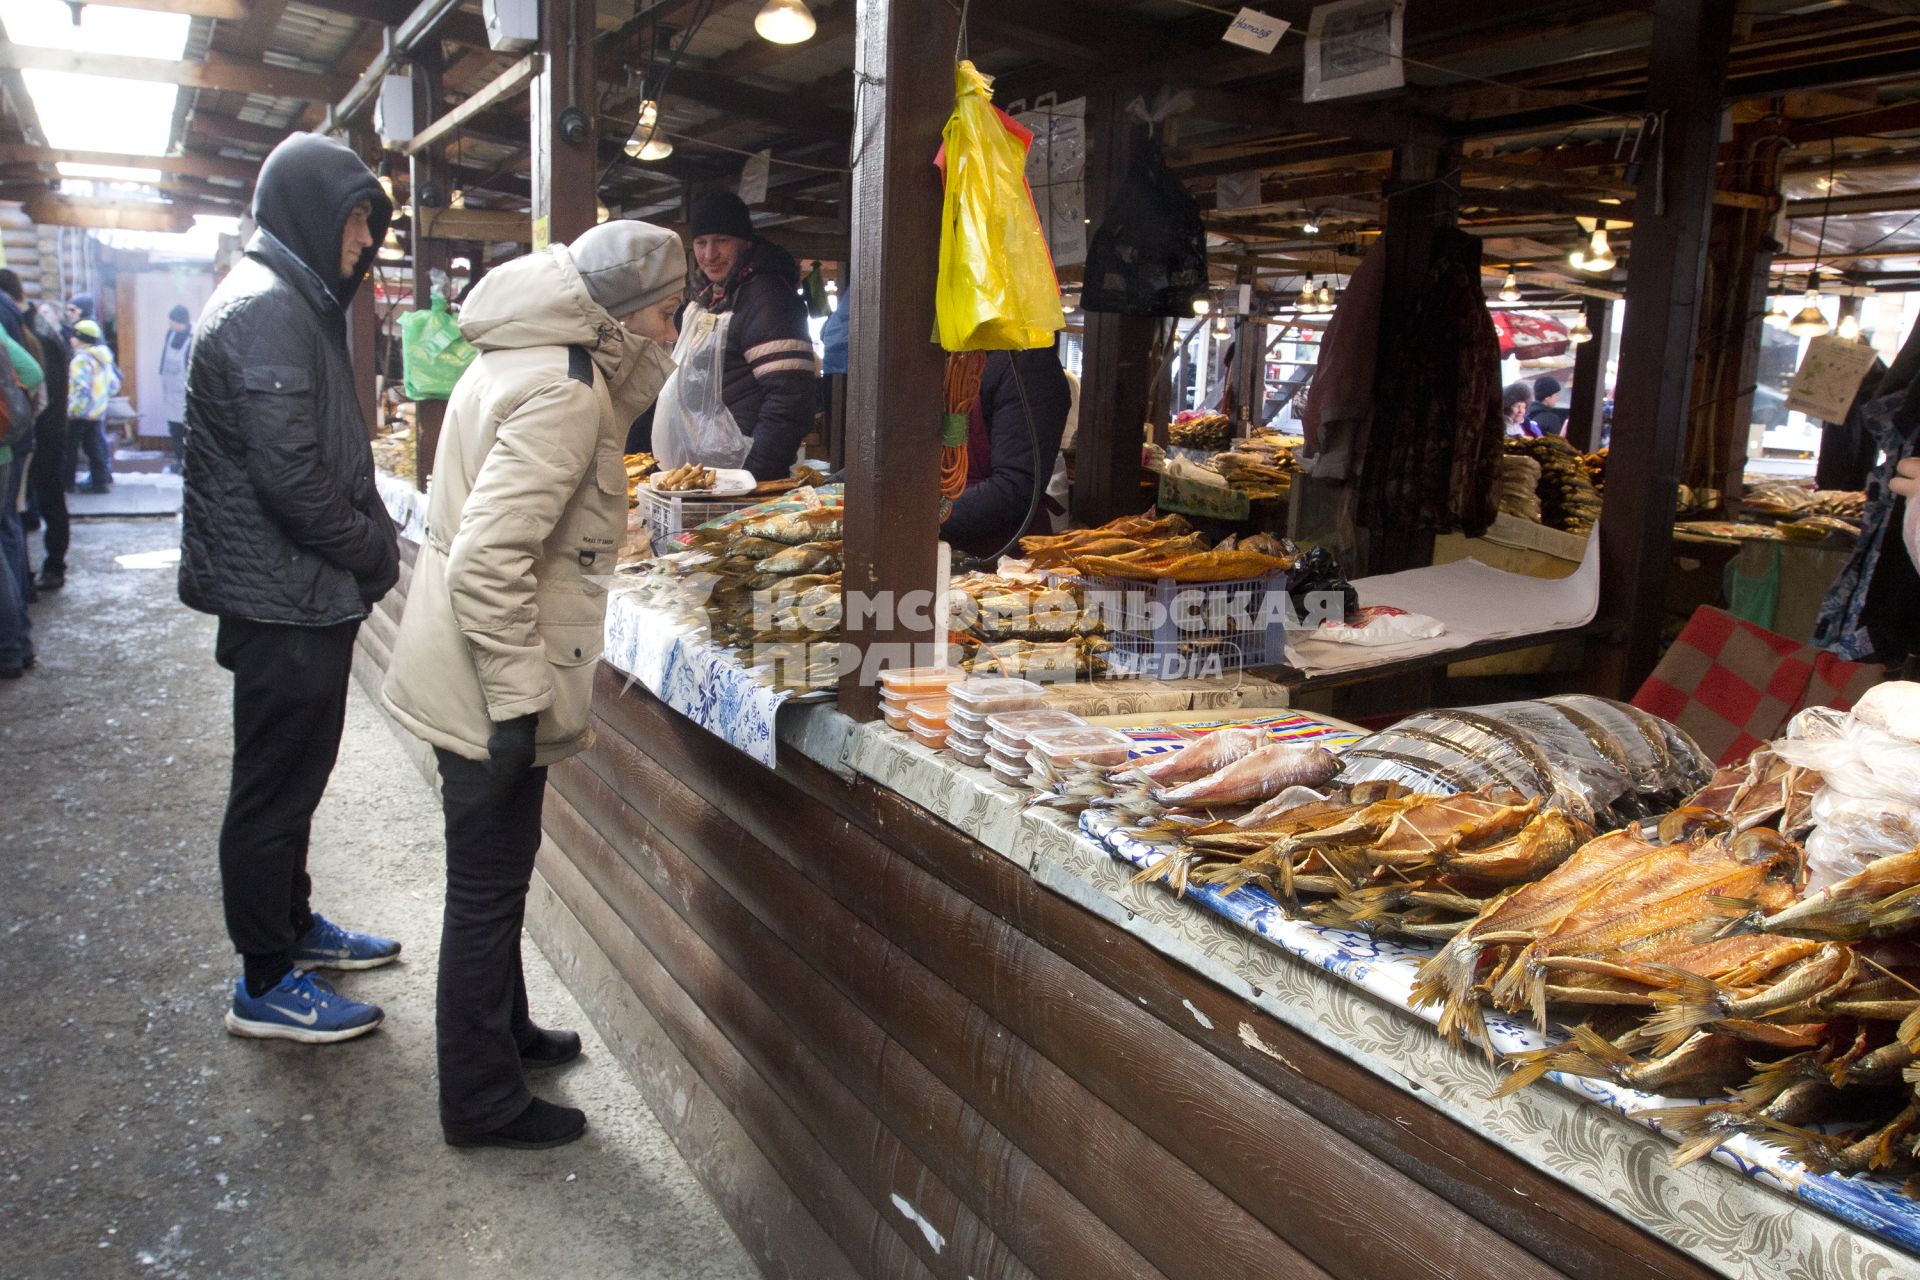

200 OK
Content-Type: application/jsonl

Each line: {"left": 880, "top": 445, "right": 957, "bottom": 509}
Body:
{"left": 1333, "top": 695, "right": 1712, "bottom": 829}
{"left": 1508, "top": 437, "right": 1603, "bottom": 533}
{"left": 1494, "top": 454, "right": 1543, "bottom": 523}
{"left": 1743, "top": 481, "right": 1868, "bottom": 521}
{"left": 1169, "top": 411, "right": 1232, "bottom": 451}
{"left": 624, "top": 452, "right": 658, "bottom": 507}
{"left": 668, "top": 506, "right": 847, "bottom": 691}
{"left": 1019, "top": 513, "right": 1199, "bottom": 569}
{"left": 653, "top": 463, "right": 718, "bottom": 493}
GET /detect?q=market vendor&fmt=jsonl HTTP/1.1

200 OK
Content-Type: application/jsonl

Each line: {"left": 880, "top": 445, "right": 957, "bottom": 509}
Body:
{"left": 681, "top": 191, "right": 818, "bottom": 480}
{"left": 942, "top": 348, "right": 1071, "bottom": 560}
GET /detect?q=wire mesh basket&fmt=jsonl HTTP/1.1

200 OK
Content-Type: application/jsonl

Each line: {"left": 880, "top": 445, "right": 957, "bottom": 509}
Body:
{"left": 638, "top": 487, "right": 762, "bottom": 554}
{"left": 1071, "top": 570, "right": 1292, "bottom": 679}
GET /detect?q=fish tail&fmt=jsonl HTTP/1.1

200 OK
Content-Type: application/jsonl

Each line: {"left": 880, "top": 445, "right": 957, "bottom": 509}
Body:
{"left": 1493, "top": 1025, "right": 1631, "bottom": 1098}
{"left": 1637, "top": 1103, "right": 1740, "bottom": 1166}
{"left": 1642, "top": 970, "right": 1734, "bottom": 1042}
{"left": 1413, "top": 935, "right": 1495, "bottom": 1056}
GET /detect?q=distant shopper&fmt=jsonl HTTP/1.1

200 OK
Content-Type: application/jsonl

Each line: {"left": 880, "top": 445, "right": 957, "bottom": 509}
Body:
{"left": 681, "top": 190, "right": 817, "bottom": 480}
{"left": 1528, "top": 375, "right": 1569, "bottom": 437}
{"left": 1502, "top": 382, "right": 1533, "bottom": 437}
{"left": 0, "top": 274, "right": 72, "bottom": 591}
{"left": 65, "top": 320, "right": 119, "bottom": 493}
{"left": 0, "top": 321, "right": 47, "bottom": 678}
{"left": 159, "top": 303, "right": 193, "bottom": 472}
{"left": 178, "top": 132, "right": 401, "bottom": 1046}
{"left": 383, "top": 219, "right": 685, "bottom": 1151}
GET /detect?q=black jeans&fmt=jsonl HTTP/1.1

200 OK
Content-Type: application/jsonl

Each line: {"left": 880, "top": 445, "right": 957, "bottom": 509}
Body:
{"left": 28, "top": 414, "right": 68, "bottom": 572}
{"left": 215, "top": 617, "right": 360, "bottom": 982}
{"left": 433, "top": 747, "right": 549, "bottom": 1134}
{"left": 66, "top": 417, "right": 110, "bottom": 490}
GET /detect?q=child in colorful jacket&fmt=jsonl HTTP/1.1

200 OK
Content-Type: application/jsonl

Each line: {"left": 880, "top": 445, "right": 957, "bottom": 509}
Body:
{"left": 66, "top": 320, "right": 121, "bottom": 493}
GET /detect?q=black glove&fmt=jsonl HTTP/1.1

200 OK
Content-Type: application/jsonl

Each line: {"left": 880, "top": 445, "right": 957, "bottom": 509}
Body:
{"left": 359, "top": 522, "right": 400, "bottom": 606}
{"left": 486, "top": 714, "right": 539, "bottom": 780}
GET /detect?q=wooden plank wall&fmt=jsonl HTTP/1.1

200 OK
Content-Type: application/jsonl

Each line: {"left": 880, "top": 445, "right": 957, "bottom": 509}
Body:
{"left": 355, "top": 549, "right": 1718, "bottom": 1280}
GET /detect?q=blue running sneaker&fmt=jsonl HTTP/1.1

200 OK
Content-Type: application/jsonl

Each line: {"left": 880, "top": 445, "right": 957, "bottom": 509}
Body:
{"left": 291, "top": 914, "right": 402, "bottom": 971}
{"left": 225, "top": 970, "right": 383, "bottom": 1044}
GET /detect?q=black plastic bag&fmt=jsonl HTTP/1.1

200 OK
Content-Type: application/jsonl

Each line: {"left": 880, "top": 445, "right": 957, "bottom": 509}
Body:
{"left": 1080, "top": 138, "right": 1207, "bottom": 316}
{"left": 1287, "top": 546, "right": 1359, "bottom": 623}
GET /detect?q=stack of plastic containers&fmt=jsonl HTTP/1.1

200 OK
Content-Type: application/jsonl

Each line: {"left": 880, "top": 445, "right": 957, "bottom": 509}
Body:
{"left": 945, "top": 677, "right": 1045, "bottom": 768}
{"left": 878, "top": 667, "right": 965, "bottom": 747}
{"left": 983, "top": 709, "right": 1088, "bottom": 788}
{"left": 1026, "top": 725, "right": 1135, "bottom": 783}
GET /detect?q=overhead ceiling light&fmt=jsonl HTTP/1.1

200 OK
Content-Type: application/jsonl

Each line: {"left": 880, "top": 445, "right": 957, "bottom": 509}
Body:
{"left": 625, "top": 100, "right": 668, "bottom": 159}
{"left": 635, "top": 98, "right": 659, "bottom": 130}
{"left": 754, "top": 0, "right": 817, "bottom": 44}
{"left": 1567, "top": 313, "right": 1592, "bottom": 344}
{"left": 595, "top": 201, "right": 611, "bottom": 224}
{"left": 1302, "top": 213, "right": 1321, "bottom": 235}
{"left": 378, "top": 228, "right": 405, "bottom": 261}
{"left": 1837, "top": 313, "right": 1862, "bottom": 342}
{"left": 637, "top": 135, "right": 674, "bottom": 161}
{"left": 1597, "top": 196, "right": 1624, "bottom": 205}
{"left": 1315, "top": 284, "right": 1335, "bottom": 313}
{"left": 1763, "top": 301, "right": 1789, "bottom": 328}
{"left": 1788, "top": 289, "right": 1830, "bottom": 338}
{"left": 1574, "top": 226, "right": 1614, "bottom": 273}
{"left": 1191, "top": 297, "right": 1210, "bottom": 316}
{"left": 1498, "top": 272, "right": 1520, "bottom": 302}
{"left": 448, "top": 187, "right": 465, "bottom": 209}
{"left": 1212, "top": 317, "right": 1230, "bottom": 336}
{"left": 1299, "top": 278, "right": 1317, "bottom": 310}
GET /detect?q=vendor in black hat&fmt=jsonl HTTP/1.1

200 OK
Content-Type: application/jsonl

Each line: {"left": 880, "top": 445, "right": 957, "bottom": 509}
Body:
{"left": 685, "top": 190, "right": 817, "bottom": 479}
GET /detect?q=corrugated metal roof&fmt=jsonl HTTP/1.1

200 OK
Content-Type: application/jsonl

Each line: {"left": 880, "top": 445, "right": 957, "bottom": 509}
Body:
{"left": 278, "top": 3, "right": 366, "bottom": 69}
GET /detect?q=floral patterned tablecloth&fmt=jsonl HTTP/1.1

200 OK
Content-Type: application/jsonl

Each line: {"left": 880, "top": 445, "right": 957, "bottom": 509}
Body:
{"left": 825, "top": 716, "right": 1920, "bottom": 1280}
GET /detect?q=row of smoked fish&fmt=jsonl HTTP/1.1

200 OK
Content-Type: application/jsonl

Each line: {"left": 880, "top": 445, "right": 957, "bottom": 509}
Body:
{"left": 1105, "top": 685, "right": 1920, "bottom": 1192}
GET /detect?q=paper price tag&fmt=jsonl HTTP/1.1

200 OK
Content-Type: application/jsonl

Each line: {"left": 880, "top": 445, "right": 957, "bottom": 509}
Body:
{"left": 1223, "top": 8, "right": 1289, "bottom": 54}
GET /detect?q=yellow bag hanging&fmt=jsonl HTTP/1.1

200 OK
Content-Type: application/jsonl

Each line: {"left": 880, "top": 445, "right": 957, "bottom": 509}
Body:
{"left": 934, "top": 61, "right": 1065, "bottom": 353}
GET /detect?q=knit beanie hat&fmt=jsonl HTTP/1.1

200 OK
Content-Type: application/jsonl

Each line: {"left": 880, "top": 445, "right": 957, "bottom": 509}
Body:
{"left": 74, "top": 319, "right": 103, "bottom": 341}
{"left": 569, "top": 219, "right": 687, "bottom": 318}
{"left": 688, "top": 190, "right": 756, "bottom": 242}
{"left": 169, "top": 304, "right": 191, "bottom": 324}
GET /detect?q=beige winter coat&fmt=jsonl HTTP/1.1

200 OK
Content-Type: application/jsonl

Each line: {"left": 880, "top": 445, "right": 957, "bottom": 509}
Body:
{"left": 382, "top": 246, "right": 674, "bottom": 765}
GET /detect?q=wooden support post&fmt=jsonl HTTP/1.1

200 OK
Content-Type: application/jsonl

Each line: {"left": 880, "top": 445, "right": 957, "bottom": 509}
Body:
{"left": 837, "top": 0, "right": 958, "bottom": 722}
{"left": 1073, "top": 92, "right": 1157, "bottom": 528}
{"left": 530, "top": 0, "right": 596, "bottom": 250}
{"left": 1566, "top": 298, "right": 1609, "bottom": 452}
{"left": 350, "top": 283, "right": 378, "bottom": 440}
{"left": 409, "top": 48, "right": 451, "bottom": 489}
{"left": 1596, "top": 0, "right": 1738, "bottom": 697}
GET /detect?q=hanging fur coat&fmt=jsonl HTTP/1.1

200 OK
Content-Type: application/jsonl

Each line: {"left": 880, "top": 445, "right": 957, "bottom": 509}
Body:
{"left": 1358, "top": 229, "right": 1505, "bottom": 538}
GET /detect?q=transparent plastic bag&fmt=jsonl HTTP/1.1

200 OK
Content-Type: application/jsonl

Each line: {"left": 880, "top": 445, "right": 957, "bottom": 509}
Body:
{"left": 934, "top": 61, "right": 1065, "bottom": 352}
{"left": 1771, "top": 681, "right": 1920, "bottom": 890}
{"left": 399, "top": 294, "right": 477, "bottom": 401}
{"left": 653, "top": 304, "right": 750, "bottom": 470}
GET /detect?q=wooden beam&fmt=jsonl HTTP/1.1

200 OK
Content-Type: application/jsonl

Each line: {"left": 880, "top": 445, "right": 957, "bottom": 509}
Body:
{"left": 85, "top": 0, "right": 250, "bottom": 17}
{"left": 661, "top": 69, "right": 852, "bottom": 144}
{"left": 215, "top": 0, "right": 289, "bottom": 61}
{"left": 1566, "top": 299, "right": 1609, "bottom": 451}
{"left": 401, "top": 55, "right": 538, "bottom": 157}
{"left": 185, "top": 110, "right": 290, "bottom": 153}
{"left": 1596, "top": 0, "right": 1737, "bottom": 697}
{"left": 1784, "top": 187, "right": 1920, "bottom": 218}
{"left": 409, "top": 45, "right": 451, "bottom": 490}
{"left": 22, "top": 194, "right": 194, "bottom": 233}
{"left": 0, "top": 144, "right": 260, "bottom": 183}
{"left": 417, "top": 206, "right": 532, "bottom": 242}
{"left": 530, "top": 0, "right": 596, "bottom": 250}
{"left": 707, "top": 1, "right": 858, "bottom": 79}
{"left": 838, "top": 0, "right": 958, "bottom": 723}
{"left": 0, "top": 44, "right": 347, "bottom": 103}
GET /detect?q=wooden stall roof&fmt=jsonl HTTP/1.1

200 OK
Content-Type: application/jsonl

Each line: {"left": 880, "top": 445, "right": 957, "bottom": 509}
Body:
{"left": 5, "top": 0, "right": 1920, "bottom": 294}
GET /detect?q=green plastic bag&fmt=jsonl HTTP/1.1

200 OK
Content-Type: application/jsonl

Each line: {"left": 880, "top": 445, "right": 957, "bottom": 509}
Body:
{"left": 400, "top": 294, "right": 477, "bottom": 400}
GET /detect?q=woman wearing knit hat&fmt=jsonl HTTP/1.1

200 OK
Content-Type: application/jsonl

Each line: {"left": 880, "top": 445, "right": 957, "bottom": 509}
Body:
{"left": 159, "top": 304, "right": 194, "bottom": 473}
{"left": 383, "top": 218, "right": 685, "bottom": 1151}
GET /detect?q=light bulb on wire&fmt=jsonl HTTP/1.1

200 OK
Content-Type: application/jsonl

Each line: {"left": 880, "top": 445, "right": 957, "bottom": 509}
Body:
{"left": 626, "top": 101, "right": 672, "bottom": 161}
{"left": 1498, "top": 272, "right": 1520, "bottom": 302}
{"left": 1315, "top": 283, "right": 1335, "bottom": 313}
{"left": 1572, "top": 226, "right": 1614, "bottom": 274}
{"left": 1191, "top": 296, "right": 1210, "bottom": 317}
{"left": 1567, "top": 314, "right": 1592, "bottom": 344}
{"left": 1763, "top": 300, "right": 1789, "bottom": 329}
{"left": 754, "top": 0, "right": 816, "bottom": 43}
{"left": 1787, "top": 274, "right": 1831, "bottom": 338}
{"left": 1837, "top": 313, "right": 1862, "bottom": 342}
{"left": 1299, "top": 278, "right": 1317, "bottom": 311}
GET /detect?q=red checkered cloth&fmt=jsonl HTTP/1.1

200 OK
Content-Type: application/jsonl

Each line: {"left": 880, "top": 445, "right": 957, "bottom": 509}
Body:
{"left": 1633, "top": 606, "right": 1883, "bottom": 765}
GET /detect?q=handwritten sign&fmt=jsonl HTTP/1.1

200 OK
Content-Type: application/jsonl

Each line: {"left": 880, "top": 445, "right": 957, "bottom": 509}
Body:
{"left": 1222, "top": 9, "right": 1289, "bottom": 55}
{"left": 1304, "top": 0, "right": 1405, "bottom": 102}
{"left": 1787, "top": 334, "right": 1878, "bottom": 423}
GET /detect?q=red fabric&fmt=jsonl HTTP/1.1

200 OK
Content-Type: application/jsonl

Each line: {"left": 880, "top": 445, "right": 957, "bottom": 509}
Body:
{"left": 1632, "top": 606, "right": 1884, "bottom": 765}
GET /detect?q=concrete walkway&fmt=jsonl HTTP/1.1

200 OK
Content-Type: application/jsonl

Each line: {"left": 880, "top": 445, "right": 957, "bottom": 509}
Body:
{"left": 0, "top": 518, "right": 759, "bottom": 1280}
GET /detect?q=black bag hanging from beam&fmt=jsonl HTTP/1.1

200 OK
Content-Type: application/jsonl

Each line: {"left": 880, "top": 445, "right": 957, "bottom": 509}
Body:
{"left": 1081, "top": 137, "right": 1207, "bottom": 317}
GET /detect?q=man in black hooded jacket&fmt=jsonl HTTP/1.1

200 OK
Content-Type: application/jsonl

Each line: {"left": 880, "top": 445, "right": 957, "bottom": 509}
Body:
{"left": 179, "top": 133, "right": 403, "bottom": 1045}
{"left": 686, "top": 191, "right": 818, "bottom": 479}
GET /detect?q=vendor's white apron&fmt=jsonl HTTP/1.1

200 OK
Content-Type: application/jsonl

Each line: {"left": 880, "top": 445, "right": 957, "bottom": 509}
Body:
{"left": 653, "top": 301, "right": 750, "bottom": 469}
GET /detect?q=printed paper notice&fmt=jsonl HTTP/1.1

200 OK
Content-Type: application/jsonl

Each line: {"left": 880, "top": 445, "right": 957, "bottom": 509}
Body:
{"left": 1787, "top": 335, "right": 1878, "bottom": 423}
{"left": 1304, "top": 0, "right": 1405, "bottom": 102}
{"left": 737, "top": 150, "right": 770, "bottom": 206}
{"left": 1223, "top": 9, "right": 1289, "bottom": 54}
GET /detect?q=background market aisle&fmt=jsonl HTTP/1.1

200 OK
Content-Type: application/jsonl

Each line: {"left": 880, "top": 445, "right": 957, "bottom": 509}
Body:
{"left": 0, "top": 518, "right": 757, "bottom": 1280}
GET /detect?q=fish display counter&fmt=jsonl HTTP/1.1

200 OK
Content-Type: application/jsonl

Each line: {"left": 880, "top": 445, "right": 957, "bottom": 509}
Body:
{"left": 363, "top": 472, "right": 1914, "bottom": 1280}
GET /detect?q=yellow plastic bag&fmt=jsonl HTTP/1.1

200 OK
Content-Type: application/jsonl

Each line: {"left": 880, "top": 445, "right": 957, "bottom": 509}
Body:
{"left": 934, "top": 61, "right": 1065, "bottom": 352}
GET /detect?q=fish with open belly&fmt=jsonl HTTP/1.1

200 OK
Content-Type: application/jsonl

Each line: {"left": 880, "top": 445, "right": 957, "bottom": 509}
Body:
{"left": 1150, "top": 743, "right": 1341, "bottom": 808}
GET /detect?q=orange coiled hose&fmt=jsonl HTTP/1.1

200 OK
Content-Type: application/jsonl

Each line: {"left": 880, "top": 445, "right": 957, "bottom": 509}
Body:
{"left": 941, "top": 351, "right": 986, "bottom": 503}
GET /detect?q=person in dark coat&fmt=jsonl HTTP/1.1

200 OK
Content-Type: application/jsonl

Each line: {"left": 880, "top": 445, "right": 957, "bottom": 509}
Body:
{"left": 179, "top": 132, "right": 403, "bottom": 1045}
{"left": 0, "top": 273, "right": 71, "bottom": 590}
{"left": 159, "top": 303, "right": 193, "bottom": 472}
{"left": 686, "top": 191, "right": 818, "bottom": 479}
{"left": 1528, "top": 375, "right": 1570, "bottom": 436}
{"left": 943, "top": 349, "right": 1071, "bottom": 559}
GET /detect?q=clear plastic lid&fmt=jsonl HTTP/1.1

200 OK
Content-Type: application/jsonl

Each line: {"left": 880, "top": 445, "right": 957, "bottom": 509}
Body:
{"left": 881, "top": 687, "right": 949, "bottom": 709}
{"left": 1026, "top": 725, "right": 1134, "bottom": 769}
{"left": 987, "top": 754, "right": 1034, "bottom": 788}
{"left": 911, "top": 721, "right": 948, "bottom": 750}
{"left": 948, "top": 677, "right": 1046, "bottom": 715}
{"left": 879, "top": 666, "right": 966, "bottom": 695}
{"left": 947, "top": 738, "right": 990, "bottom": 765}
{"left": 985, "top": 709, "right": 1087, "bottom": 752}
{"left": 881, "top": 704, "right": 914, "bottom": 732}
{"left": 947, "top": 704, "right": 990, "bottom": 733}
{"left": 907, "top": 701, "right": 950, "bottom": 730}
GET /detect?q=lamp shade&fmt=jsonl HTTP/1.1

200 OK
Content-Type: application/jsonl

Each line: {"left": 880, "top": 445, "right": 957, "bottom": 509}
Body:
{"left": 755, "top": 0, "right": 816, "bottom": 43}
